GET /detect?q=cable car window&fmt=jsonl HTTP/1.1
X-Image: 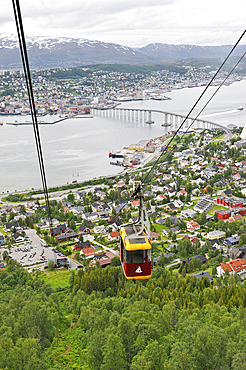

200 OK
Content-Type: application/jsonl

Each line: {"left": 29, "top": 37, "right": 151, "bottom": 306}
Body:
{"left": 132, "top": 250, "right": 146, "bottom": 264}
{"left": 123, "top": 248, "right": 131, "bottom": 264}
{"left": 147, "top": 249, "right": 151, "bottom": 262}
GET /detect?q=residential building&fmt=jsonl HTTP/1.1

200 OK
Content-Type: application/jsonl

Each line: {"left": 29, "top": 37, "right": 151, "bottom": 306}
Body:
{"left": 181, "top": 209, "right": 196, "bottom": 218}
{"left": 187, "top": 221, "right": 200, "bottom": 232}
{"left": 190, "top": 271, "right": 213, "bottom": 283}
{"left": 193, "top": 198, "right": 213, "bottom": 213}
{"left": 217, "top": 258, "right": 246, "bottom": 277}
{"left": 108, "top": 231, "right": 120, "bottom": 241}
{"left": 207, "top": 230, "right": 226, "bottom": 240}
{"left": 223, "top": 236, "right": 239, "bottom": 246}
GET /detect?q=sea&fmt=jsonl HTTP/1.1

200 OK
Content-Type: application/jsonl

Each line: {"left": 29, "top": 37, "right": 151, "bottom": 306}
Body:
{"left": 0, "top": 79, "right": 246, "bottom": 194}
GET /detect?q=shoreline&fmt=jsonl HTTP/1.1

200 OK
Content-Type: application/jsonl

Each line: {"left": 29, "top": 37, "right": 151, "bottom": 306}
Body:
{"left": 4, "top": 113, "right": 93, "bottom": 126}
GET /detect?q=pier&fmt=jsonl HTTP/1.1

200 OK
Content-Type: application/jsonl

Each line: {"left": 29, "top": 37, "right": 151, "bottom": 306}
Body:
{"left": 91, "top": 107, "right": 232, "bottom": 139}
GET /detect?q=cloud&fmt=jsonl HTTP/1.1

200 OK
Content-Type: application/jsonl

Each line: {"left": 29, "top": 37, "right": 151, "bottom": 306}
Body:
{"left": 1, "top": 0, "right": 246, "bottom": 47}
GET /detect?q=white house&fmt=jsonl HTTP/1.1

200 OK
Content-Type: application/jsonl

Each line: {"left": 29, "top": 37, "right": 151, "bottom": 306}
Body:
{"left": 217, "top": 258, "right": 246, "bottom": 278}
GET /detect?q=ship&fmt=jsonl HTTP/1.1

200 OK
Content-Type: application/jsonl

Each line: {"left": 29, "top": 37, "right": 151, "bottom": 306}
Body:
{"left": 109, "top": 151, "right": 124, "bottom": 158}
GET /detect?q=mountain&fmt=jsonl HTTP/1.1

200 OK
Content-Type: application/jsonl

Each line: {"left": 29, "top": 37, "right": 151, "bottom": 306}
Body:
{"left": 0, "top": 34, "right": 155, "bottom": 69}
{"left": 0, "top": 34, "right": 245, "bottom": 69}
{"left": 137, "top": 43, "right": 246, "bottom": 61}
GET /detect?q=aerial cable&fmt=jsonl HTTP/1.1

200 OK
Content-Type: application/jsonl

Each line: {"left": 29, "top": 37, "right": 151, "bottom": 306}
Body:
{"left": 12, "top": 0, "right": 54, "bottom": 236}
{"left": 135, "top": 29, "right": 246, "bottom": 194}
{"left": 180, "top": 52, "right": 246, "bottom": 137}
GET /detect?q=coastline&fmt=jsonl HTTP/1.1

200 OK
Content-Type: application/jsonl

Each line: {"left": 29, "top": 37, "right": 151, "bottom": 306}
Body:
{"left": 0, "top": 80, "right": 245, "bottom": 194}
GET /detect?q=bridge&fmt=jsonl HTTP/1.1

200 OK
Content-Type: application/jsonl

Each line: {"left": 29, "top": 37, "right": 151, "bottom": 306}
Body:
{"left": 91, "top": 107, "right": 232, "bottom": 140}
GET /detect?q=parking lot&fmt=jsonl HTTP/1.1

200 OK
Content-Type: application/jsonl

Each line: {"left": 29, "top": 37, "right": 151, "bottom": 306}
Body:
{"left": 7, "top": 229, "right": 52, "bottom": 267}
{"left": 2, "top": 228, "right": 87, "bottom": 270}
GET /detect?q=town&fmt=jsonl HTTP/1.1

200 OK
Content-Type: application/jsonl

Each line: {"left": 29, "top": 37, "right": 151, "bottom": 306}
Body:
{"left": 1, "top": 125, "right": 246, "bottom": 286}
{"left": 0, "top": 64, "right": 243, "bottom": 115}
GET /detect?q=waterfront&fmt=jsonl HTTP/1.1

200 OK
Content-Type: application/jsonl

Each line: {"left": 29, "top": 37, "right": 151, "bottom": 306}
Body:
{"left": 0, "top": 80, "right": 246, "bottom": 194}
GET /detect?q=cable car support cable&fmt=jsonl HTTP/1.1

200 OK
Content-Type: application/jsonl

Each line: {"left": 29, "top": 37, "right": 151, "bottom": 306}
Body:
{"left": 134, "top": 29, "right": 246, "bottom": 196}
{"left": 12, "top": 0, "right": 53, "bottom": 235}
{"left": 181, "top": 51, "right": 246, "bottom": 138}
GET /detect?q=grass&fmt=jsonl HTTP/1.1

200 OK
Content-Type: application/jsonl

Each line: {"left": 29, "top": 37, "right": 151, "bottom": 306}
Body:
{"left": 40, "top": 269, "right": 73, "bottom": 289}
{"left": 153, "top": 223, "right": 165, "bottom": 233}
{"left": 208, "top": 204, "right": 227, "bottom": 215}
{"left": 213, "top": 134, "right": 225, "bottom": 140}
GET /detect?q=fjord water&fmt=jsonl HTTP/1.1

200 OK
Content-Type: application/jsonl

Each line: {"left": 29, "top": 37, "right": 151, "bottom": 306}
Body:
{"left": 0, "top": 80, "right": 246, "bottom": 193}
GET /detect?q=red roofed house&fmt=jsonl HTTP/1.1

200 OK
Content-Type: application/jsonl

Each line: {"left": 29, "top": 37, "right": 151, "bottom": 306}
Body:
{"left": 100, "top": 258, "right": 111, "bottom": 267}
{"left": 228, "top": 214, "right": 242, "bottom": 222}
{"left": 80, "top": 246, "right": 95, "bottom": 259}
{"left": 131, "top": 200, "right": 140, "bottom": 208}
{"left": 156, "top": 194, "right": 166, "bottom": 201}
{"left": 150, "top": 231, "right": 159, "bottom": 240}
{"left": 187, "top": 221, "right": 200, "bottom": 232}
{"left": 114, "top": 181, "right": 125, "bottom": 188}
{"left": 108, "top": 231, "right": 120, "bottom": 241}
{"left": 217, "top": 258, "right": 246, "bottom": 278}
{"left": 233, "top": 173, "right": 241, "bottom": 181}
{"left": 190, "top": 237, "right": 200, "bottom": 245}
{"left": 179, "top": 189, "right": 187, "bottom": 196}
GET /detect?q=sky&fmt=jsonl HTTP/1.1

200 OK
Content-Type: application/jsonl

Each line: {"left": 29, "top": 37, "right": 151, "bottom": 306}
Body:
{"left": 1, "top": 0, "right": 246, "bottom": 48}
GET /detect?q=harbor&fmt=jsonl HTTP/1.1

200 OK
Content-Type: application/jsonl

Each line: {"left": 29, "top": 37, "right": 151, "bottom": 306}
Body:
{"left": 0, "top": 80, "right": 245, "bottom": 193}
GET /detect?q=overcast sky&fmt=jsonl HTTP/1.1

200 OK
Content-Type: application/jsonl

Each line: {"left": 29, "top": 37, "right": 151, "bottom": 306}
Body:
{"left": 2, "top": 0, "right": 246, "bottom": 47}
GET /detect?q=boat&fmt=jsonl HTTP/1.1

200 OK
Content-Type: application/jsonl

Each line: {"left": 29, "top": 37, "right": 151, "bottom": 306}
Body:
{"left": 237, "top": 106, "right": 243, "bottom": 110}
{"left": 109, "top": 151, "right": 124, "bottom": 158}
{"left": 0, "top": 122, "right": 3, "bottom": 126}
{"left": 161, "top": 123, "right": 171, "bottom": 127}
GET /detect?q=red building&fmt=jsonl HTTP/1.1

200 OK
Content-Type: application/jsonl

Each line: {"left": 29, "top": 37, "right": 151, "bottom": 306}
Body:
{"left": 233, "top": 207, "right": 246, "bottom": 216}
{"left": 215, "top": 209, "right": 231, "bottom": 220}
{"left": 216, "top": 196, "right": 244, "bottom": 208}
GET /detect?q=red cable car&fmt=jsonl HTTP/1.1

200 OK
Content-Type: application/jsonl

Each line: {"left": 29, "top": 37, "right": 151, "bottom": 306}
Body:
{"left": 120, "top": 184, "right": 151, "bottom": 279}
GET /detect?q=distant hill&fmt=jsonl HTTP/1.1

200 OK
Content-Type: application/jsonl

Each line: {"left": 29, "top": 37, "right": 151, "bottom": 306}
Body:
{"left": 137, "top": 43, "right": 246, "bottom": 62}
{"left": 0, "top": 34, "right": 245, "bottom": 69}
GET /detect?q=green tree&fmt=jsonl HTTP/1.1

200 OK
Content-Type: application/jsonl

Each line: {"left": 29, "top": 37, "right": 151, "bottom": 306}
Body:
{"left": 212, "top": 265, "right": 217, "bottom": 277}
{"left": 111, "top": 256, "right": 121, "bottom": 266}
{"left": 101, "top": 333, "right": 127, "bottom": 370}
{"left": 214, "top": 212, "right": 219, "bottom": 223}
{"left": 3, "top": 250, "right": 9, "bottom": 259}
{"left": 67, "top": 192, "right": 75, "bottom": 202}
{"left": 48, "top": 260, "right": 55, "bottom": 270}
{"left": 231, "top": 352, "right": 246, "bottom": 370}
{"left": 165, "top": 217, "right": 172, "bottom": 228}
{"left": 199, "top": 212, "right": 207, "bottom": 226}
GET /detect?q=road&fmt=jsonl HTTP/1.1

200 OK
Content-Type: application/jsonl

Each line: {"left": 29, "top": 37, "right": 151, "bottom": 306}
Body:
{"left": 165, "top": 258, "right": 181, "bottom": 268}
{"left": 93, "top": 240, "right": 119, "bottom": 257}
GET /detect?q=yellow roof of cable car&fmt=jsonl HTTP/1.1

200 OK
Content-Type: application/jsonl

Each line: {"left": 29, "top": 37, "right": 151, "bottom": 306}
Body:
{"left": 120, "top": 225, "right": 151, "bottom": 251}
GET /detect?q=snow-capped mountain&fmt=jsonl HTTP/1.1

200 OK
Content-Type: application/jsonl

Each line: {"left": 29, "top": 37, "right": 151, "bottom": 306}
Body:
{"left": 0, "top": 33, "right": 154, "bottom": 69}
{"left": 137, "top": 42, "right": 246, "bottom": 60}
{"left": 0, "top": 34, "right": 245, "bottom": 69}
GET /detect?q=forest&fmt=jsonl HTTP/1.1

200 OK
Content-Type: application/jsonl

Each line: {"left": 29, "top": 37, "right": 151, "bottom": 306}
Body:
{"left": 42, "top": 63, "right": 187, "bottom": 81}
{"left": 1, "top": 258, "right": 246, "bottom": 369}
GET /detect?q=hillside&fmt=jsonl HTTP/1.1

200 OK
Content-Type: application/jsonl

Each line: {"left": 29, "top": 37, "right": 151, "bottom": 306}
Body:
{"left": 0, "top": 33, "right": 245, "bottom": 69}
{"left": 1, "top": 260, "right": 246, "bottom": 369}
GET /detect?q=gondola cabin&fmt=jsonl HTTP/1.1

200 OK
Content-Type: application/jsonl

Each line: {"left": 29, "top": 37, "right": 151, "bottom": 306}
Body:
{"left": 120, "top": 224, "right": 151, "bottom": 279}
